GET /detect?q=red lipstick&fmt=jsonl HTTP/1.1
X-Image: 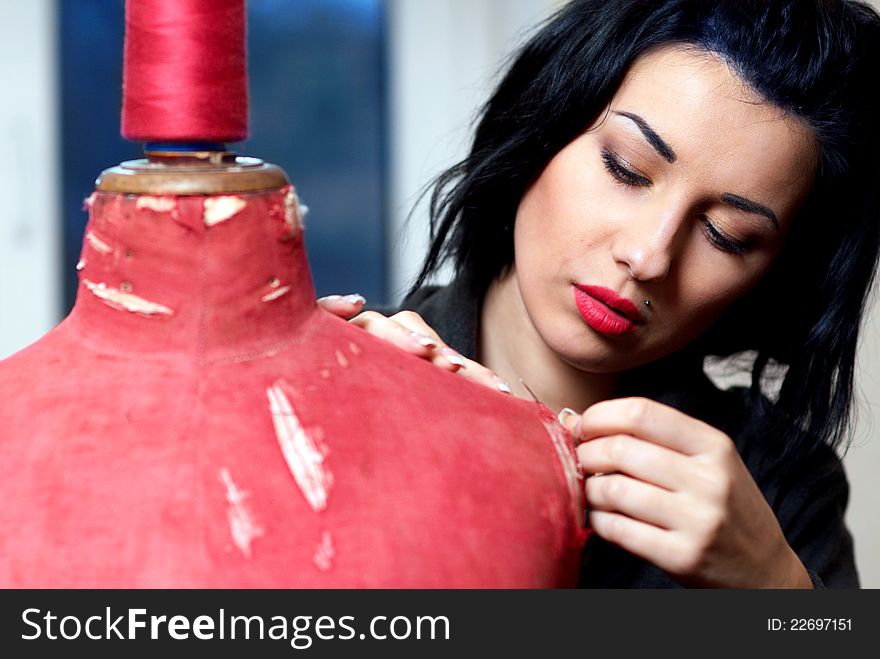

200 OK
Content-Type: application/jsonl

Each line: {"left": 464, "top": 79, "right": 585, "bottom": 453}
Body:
{"left": 572, "top": 285, "right": 643, "bottom": 336}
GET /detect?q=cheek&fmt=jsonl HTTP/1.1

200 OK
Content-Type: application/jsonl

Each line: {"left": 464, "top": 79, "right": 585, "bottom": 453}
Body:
{"left": 513, "top": 176, "right": 568, "bottom": 284}
{"left": 667, "top": 250, "right": 773, "bottom": 335}
{"left": 513, "top": 155, "right": 615, "bottom": 275}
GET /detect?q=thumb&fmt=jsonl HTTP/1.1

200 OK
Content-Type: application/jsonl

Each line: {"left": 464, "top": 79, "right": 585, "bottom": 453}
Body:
{"left": 317, "top": 294, "right": 366, "bottom": 319}
{"left": 557, "top": 407, "right": 584, "bottom": 444}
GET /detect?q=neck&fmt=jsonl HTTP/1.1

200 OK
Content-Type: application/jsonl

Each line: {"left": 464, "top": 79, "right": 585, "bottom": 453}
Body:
{"left": 68, "top": 185, "right": 316, "bottom": 363}
{"left": 480, "top": 269, "right": 619, "bottom": 414}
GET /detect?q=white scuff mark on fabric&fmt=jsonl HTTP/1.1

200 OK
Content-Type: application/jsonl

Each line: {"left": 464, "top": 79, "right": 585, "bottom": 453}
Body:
{"left": 541, "top": 493, "right": 566, "bottom": 527}
{"left": 313, "top": 531, "right": 335, "bottom": 572}
{"left": 349, "top": 342, "right": 362, "bottom": 356}
{"left": 83, "top": 279, "right": 174, "bottom": 317}
{"left": 261, "top": 285, "right": 292, "bottom": 303}
{"left": 203, "top": 196, "right": 247, "bottom": 226}
{"left": 76, "top": 259, "right": 86, "bottom": 271}
{"left": 319, "top": 369, "right": 331, "bottom": 379}
{"left": 540, "top": 409, "right": 585, "bottom": 517}
{"left": 136, "top": 196, "right": 177, "bottom": 213}
{"left": 284, "top": 187, "right": 308, "bottom": 234}
{"left": 267, "top": 380, "right": 333, "bottom": 512}
{"left": 83, "top": 192, "right": 97, "bottom": 210}
{"left": 335, "top": 349, "right": 349, "bottom": 368}
{"left": 219, "top": 468, "right": 265, "bottom": 558}
{"left": 86, "top": 231, "right": 113, "bottom": 254}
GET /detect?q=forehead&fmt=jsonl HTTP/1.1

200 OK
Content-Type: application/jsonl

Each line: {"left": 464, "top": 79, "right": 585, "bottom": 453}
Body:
{"left": 604, "top": 46, "right": 817, "bottom": 220}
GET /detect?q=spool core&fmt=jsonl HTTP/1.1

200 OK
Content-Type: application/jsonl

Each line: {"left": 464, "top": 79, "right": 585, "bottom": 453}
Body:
{"left": 96, "top": 149, "right": 289, "bottom": 195}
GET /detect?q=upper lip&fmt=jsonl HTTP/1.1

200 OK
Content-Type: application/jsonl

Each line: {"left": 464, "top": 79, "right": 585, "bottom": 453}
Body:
{"left": 573, "top": 284, "right": 645, "bottom": 323}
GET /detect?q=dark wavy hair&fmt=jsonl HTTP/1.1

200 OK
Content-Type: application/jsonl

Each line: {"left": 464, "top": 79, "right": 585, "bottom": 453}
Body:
{"left": 412, "top": 0, "right": 880, "bottom": 472}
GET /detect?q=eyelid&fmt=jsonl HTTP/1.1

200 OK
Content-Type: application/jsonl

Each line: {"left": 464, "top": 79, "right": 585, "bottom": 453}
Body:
{"left": 702, "top": 217, "right": 749, "bottom": 255}
{"left": 601, "top": 149, "right": 652, "bottom": 187}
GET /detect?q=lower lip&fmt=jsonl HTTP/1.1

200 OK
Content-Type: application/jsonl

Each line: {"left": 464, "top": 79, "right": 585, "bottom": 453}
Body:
{"left": 572, "top": 287, "right": 637, "bottom": 336}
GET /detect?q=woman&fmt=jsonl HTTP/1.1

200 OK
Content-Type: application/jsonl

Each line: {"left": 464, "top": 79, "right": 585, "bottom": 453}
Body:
{"left": 321, "top": 0, "right": 880, "bottom": 587}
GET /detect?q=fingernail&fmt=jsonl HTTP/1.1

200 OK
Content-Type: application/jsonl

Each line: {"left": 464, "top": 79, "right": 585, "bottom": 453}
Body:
{"left": 558, "top": 407, "right": 577, "bottom": 427}
{"left": 558, "top": 407, "right": 583, "bottom": 441}
{"left": 441, "top": 347, "right": 467, "bottom": 368}
{"left": 319, "top": 294, "right": 343, "bottom": 302}
{"left": 495, "top": 377, "right": 512, "bottom": 394}
{"left": 410, "top": 331, "right": 437, "bottom": 349}
{"left": 343, "top": 294, "right": 366, "bottom": 305}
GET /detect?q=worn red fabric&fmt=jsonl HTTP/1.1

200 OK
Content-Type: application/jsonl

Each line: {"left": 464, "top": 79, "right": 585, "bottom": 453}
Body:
{"left": 0, "top": 186, "right": 585, "bottom": 587}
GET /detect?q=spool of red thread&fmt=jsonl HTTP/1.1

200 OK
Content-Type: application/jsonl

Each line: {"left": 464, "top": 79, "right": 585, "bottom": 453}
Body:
{"left": 121, "top": 0, "right": 249, "bottom": 143}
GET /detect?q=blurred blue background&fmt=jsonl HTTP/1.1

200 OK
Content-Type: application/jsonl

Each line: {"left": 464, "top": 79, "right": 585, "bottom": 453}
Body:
{"left": 59, "top": 0, "right": 386, "bottom": 309}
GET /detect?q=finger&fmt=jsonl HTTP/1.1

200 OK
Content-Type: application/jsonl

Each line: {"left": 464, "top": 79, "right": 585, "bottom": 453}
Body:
{"left": 350, "top": 310, "right": 441, "bottom": 359}
{"left": 589, "top": 511, "right": 703, "bottom": 580}
{"left": 579, "top": 397, "right": 725, "bottom": 455}
{"left": 588, "top": 510, "right": 679, "bottom": 566}
{"left": 585, "top": 473, "right": 678, "bottom": 529}
{"left": 576, "top": 433, "right": 689, "bottom": 491}
{"left": 379, "top": 312, "right": 512, "bottom": 393}
{"left": 317, "top": 294, "right": 366, "bottom": 319}
{"left": 450, "top": 355, "right": 514, "bottom": 395}
{"left": 387, "top": 310, "right": 445, "bottom": 344}
{"left": 558, "top": 408, "right": 583, "bottom": 441}
{"left": 427, "top": 348, "right": 466, "bottom": 373}
{"left": 351, "top": 310, "right": 512, "bottom": 393}
{"left": 378, "top": 311, "right": 465, "bottom": 372}
{"left": 425, "top": 345, "right": 512, "bottom": 393}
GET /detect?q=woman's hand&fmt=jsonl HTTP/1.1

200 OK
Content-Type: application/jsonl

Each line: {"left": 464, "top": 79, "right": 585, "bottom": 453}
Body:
{"left": 315, "top": 293, "right": 368, "bottom": 320}
{"left": 564, "top": 397, "right": 813, "bottom": 588}
{"left": 317, "top": 295, "right": 512, "bottom": 394}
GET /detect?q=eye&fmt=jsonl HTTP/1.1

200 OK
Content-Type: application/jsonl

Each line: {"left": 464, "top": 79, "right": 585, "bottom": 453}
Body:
{"left": 601, "top": 148, "right": 752, "bottom": 255}
{"left": 601, "top": 149, "right": 652, "bottom": 188}
{"left": 701, "top": 217, "right": 749, "bottom": 255}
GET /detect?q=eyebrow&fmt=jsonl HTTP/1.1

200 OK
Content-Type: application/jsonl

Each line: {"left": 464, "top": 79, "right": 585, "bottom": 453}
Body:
{"left": 613, "top": 111, "right": 677, "bottom": 163}
{"left": 612, "top": 110, "right": 779, "bottom": 229}
{"left": 720, "top": 193, "right": 779, "bottom": 229}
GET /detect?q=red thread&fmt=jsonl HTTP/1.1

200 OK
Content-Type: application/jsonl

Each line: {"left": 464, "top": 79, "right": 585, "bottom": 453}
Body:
{"left": 122, "top": 0, "right": 249, "bottom": 143}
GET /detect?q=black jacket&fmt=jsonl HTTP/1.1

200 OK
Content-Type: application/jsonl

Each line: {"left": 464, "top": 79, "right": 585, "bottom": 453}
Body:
{"left": 395, "top": 276, "right": 860, "bottom": 588}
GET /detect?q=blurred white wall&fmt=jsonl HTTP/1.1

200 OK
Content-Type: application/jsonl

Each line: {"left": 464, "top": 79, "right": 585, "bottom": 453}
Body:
{"left": 0, "top": 0, "right": 877, "bottom": 587}
{"left": 387, "top": 0, "right": 565, "bottom": 299}
{"left": 0, "top": 0, "right": 59, "bottom": 360}
{"left": 850, "top": 294, "right": 880, "bottom": 588}
{"left": 846, "top": 0, "right": 880, "bottom": 594}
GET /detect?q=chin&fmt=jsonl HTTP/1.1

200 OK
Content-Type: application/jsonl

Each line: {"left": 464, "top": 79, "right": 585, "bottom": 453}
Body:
{"left": 564, "top": 355, "right": 632, "bottom": 374}
{"left": 546, "top": 332, "right": 640, "bottom": 374}
{"left": 552, "top": 326, "right": 687, "bottom": 375}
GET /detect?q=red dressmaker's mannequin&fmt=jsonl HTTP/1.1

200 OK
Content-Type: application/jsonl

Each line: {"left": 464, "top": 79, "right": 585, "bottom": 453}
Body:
{"left": 0, "top": 0, "right": 585, "bottom": 587}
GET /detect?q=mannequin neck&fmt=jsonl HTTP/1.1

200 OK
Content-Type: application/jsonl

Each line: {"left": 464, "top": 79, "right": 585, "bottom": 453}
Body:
{"left": 68, "top": 185, "right": 316, "bottom": 363}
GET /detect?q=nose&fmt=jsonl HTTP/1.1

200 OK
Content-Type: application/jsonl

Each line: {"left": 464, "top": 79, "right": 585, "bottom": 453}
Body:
{"left": 610, "top": 206, "right": 687, "bottom": 283}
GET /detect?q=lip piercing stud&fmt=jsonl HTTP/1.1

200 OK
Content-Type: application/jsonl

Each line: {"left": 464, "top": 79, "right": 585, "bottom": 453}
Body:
{"left": 644, "top": 299, "right": 652, "bottom": 307}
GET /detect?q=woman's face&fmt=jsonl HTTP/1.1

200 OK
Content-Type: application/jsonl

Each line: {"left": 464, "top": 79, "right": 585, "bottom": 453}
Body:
{"left": 512, "top": 46, "right": 817, "bottom": 373}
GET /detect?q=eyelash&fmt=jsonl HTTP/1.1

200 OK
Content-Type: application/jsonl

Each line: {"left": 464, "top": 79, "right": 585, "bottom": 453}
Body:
{"left": 601, "top": 150, "right": 651, "bottom": 187}
{"left": 600, "top": 149, "right": 749, "bottom": 256}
